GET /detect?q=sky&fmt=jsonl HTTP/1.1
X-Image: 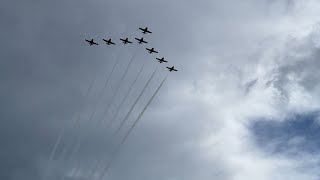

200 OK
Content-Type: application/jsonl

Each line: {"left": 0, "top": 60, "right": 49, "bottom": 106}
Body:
{"left": 1, "top": 0, "right": 320, "bottom": 179}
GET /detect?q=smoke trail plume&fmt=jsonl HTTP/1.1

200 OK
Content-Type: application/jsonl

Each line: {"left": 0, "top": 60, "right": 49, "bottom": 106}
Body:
{"left": 97, "top": 74, "right": 168, "bottom": 180}
{"left": 67, "top": 53, "right": 137, "bottom": 178}
{"left": 86, "top": 57, "right": 147, "bottom": 179}
{"left": 85, "top": 53, "right": 121, "bottom": 127}
{"left": 113, "top": 66, "right": 158, "bottom": 137}
{"left": 45, "top": 73, "right": 96, "bottom": 179}
{"left": 99, "top": 52, "right": 137, "bottom": 124}
{"left": 107, "top": 58, "right": 147, "bottom": 127}
{"left": 59, "top": 52, "right": 122, "bottom": 180}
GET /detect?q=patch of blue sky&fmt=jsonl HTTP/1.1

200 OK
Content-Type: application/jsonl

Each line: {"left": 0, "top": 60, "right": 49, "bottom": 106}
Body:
{"left": 250, "top": 111, "right": 320, "bottom": 155}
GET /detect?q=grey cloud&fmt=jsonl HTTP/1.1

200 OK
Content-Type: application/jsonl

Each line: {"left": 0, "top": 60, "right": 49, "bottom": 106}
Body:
{"left": 1, "top": 0, "right": 320, "bottom": 179}
{"left": 265, "top": 29, "right": 320, "bottom": 100}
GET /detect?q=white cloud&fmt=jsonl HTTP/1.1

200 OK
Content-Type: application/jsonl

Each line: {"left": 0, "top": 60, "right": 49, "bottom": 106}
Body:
{"left": 148, "top": 1, "right": 320, "bottom": 179}
{"left": 2, "top": 0, "right": 320, "bottom": 179}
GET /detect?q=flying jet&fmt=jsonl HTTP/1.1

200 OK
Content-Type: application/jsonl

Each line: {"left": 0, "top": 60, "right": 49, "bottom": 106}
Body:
{"left": 166, "top": 66, "right": 178, "bottom": 72}
{"left": 146, "top": 48, "right": 158, "bottom": 54}
{"left": 139, "top": 27, "right": 152, "bottom": 34}
{"left": 103, "top": 38, "right": 116, "bottom": 45}
{"left": 85, "top": 39, "right": 98, "bottom": 46}
{"left": 156, "top": 57, "right": 168, "bottom": 63}
{"left": 135, "top": 37, "right": 148, "bottom": 44}
{"left": 120, "top": 38, "right": 132, "bottom": 44}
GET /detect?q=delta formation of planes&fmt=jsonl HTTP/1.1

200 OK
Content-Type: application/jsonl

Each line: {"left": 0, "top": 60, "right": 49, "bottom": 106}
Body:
{"left": 85, "top": 27, "right": 178, "bottom": 72}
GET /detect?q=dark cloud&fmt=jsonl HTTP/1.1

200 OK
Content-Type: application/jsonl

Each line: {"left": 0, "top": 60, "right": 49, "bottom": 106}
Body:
{"left": 0, "top": 0, "right": 110, "bottom": 179}
{"left": 1, "top": 0, "right": 320, "bottom": 179}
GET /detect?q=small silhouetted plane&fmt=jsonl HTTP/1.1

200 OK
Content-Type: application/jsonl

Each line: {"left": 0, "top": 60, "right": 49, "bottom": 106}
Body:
{"left": 120, "top": 38, "right": 132, "bottom": 44}
{"left": 156, "top": 57, "right": 168, "bottom": 63}
{"left": 166, "top": 66, "right": 178, "bottom": 72}
{"left": 146, "top": 48, "right": 158, "bottom": 54}
{"left": 103, "top": 38, "right": 116, "bottom": 45}
{"left": 85, "top": 39, "right": 98, "bottom": 46}
{"left": 135, "top": 37, "right": 148, "bottom": 44}
{"left": 139, "top": 27, "right": 152, "bottom": 34}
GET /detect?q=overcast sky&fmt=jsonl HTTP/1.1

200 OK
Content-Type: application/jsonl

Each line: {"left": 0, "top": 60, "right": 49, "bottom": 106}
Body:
{"left": 1, "top": 0, "right": 320, "bottom": 180}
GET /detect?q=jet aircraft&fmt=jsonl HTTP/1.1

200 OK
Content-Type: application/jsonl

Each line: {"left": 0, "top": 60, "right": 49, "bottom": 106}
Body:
{"left": 103, "top": 38, "right": 116, "bottom": 45}
{"left": 139, "top": 27, "right": 152, "bottom": 34}
{"left": 156, "top": 57, "right": 168, "bottom": 63}
{"left": 120, "top": 38, "right": 132, "bottom": 44}
{"left": 146, "top": 48, "right": 158, "bottom": 54}
{"left": 166, "top": 66, "right": 178, "bottom": 72}
{"left": 85, "top": 39, "right": 98, "bottom": 46}
{"left": 135, "top": 37, "right": 148, "bottom": 44}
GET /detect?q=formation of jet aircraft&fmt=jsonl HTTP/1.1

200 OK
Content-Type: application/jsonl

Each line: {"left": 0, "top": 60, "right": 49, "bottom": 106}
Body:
{"left": 85, "top": 27, "right": 178, "bottom": 72}
{"left": 156, "top": 57, "right": 167, "bottom": 63}
{"left": 103, "top": 38, "right": 116, "bottom": 45}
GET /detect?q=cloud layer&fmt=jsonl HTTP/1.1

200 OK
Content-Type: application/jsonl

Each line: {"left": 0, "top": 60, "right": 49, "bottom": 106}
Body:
{"left": 1, "top": 0, "right": 320, "bottom": 179}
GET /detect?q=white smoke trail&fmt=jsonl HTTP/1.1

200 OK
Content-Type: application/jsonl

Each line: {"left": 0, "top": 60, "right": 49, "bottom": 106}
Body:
{"left": 113, "top": 66, "right": 158, "bottom": 137}
{"left": 58, "top": 51, "right": 122, "bottom": 180}
{"left": 86, "top": 57, "right": 147, "bottom": 179}
{"left": 99, "top": 52, "right": 137, "bottom": 124}
{"left": 66, "top": 52, "right": 122, "bottom": 154}
{"left": 106, "top": 57, "right": 147, "bottom": 128}
{"left": 97, "top": 74, "right": 168, "bottom": 180}
{"left": 68, "top": 52, "right": 137, "bottom": 177}
{"left": 83, "top": 53, "right": 121, "bottom": 129}
{"left": 50, "top": 76, "right": 95, "bottom": 159}
{"left": 44, "top": 75, "right": 96, "bottom": 179}
{"left": 87, "top": 66, "right": 159, "bottom": 180}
